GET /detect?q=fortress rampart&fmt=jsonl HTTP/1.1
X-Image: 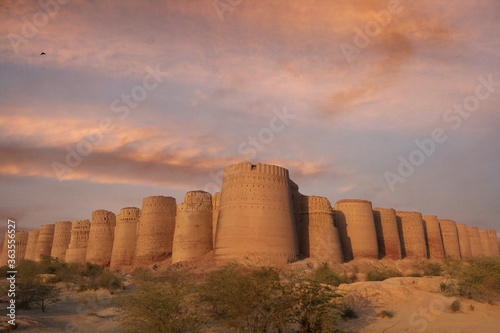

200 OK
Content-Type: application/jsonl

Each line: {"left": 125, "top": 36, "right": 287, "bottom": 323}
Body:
{"left": 15, "top": 231, "right": 29, "bottom": 260}
{"left": 467, "top": 226, "right": 482, "bottom": 258}
{"left": 50, "top": 221, "right": 72, "bottom": 261}
{"left": 373, "top": 208, "right": 401, "bottom": 260}
{"left": 439, "top": 220, "right": 461, "bottom": 259}
{"left": 24, "top": 229, "right": 40, "bottom": 261}
{"left": 479, "top": 229, "right": 492, "bottom": 256}
{"left": 0, "top": 232, "right": 9, "bottom": 266}
{"left": 134, "top": 196, "right": 177, "bottom": 266}
{"left": 488, "top": 230, "right": 499, "bottom": 256}
{"left": 456, "top": 224, "right": 472, "bottom": 259}
{"left": 212, "top": 192, "right": 221, "bottom": 245}
{"left": 65, "top": 220, "right": 91, "bottom": 263}
{"left": 294, "top": 194, "right": 343, "bottom": 263}
{"left": 86, "top": 210, "right": 116, "bottom": 267}
{"left": 34, "top": 224, "right": 55, "bottom": 262}
{"left": 172, "top": 191, "right": 213, "bottom": 264}
{"left": 333, "top": 199, "right": 378, "bottom": 260}
{"left": 422, "top": 216, "right": 445, "bottom": 260}
{"left": 110, "top": 207, "right": 141, "bottom": 270}
{"left": 214, "top": 162, "right": 298, "bottom": 265}
{"left": 396, "top": 211, "right": 427, "bottom": 259}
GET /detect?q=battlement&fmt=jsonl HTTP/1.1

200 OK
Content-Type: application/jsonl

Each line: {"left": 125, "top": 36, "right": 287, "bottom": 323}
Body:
{"left": 118, "top": 207, "right": 140, "bottom": 222}
{"left": 41, "top": 224, "right": 55, "bottom": 232}
{"left": 373, "top": 207, "right": 396, "bottom": 213}
{"left": 224, "top": 162, "right": 289, "bottom": 178}
{"left": 395, "top": 211, "right": 422, "bottom": 217}
{"left": 54, "top": 221, "right": 72, "bottom": 231}
{"left": 177, "top": 191, "right": 212, "bottom": 212}
{"left": 91, "top": 210, "right": 116, "bottom": 226}
{"left": 72, "top": 220, "right": 91, "bottom": 230}
{"left": 142, "top": 196, "right": 176, "bottom": 207}
{"left": 334, "top": 199, "right": 372, "bottom": 206}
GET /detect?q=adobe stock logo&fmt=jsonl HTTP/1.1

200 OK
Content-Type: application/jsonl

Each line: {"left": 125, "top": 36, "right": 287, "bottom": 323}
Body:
{"left": 385, "top": 74, "right": 500, "bottom": 192}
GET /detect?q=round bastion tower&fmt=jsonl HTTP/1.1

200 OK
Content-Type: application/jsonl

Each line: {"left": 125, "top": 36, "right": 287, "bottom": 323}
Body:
{"left": 15, "top": 231, "right": 29, "bottom": 261}
{"left": 214, "top": 162, "right": 299, "bottom": 265}
{"left": 467, "top": 226, "right": 482, "bottom": 258}
{"left": 50, "top": 221, "right": 72, "bottom": 261}
{"left": 293, "top": 191, "right": 343, "bottom": 263}
{"left": 456, "top": 224, "right": 472, "bottom": 259}
{"left": 479, "top": 229, "right": 492, "bottom": 256}
{"left": 24, "top": 229, "right": 40, "bottom": 261}
{"left": 86, "top": 210, "right": 116, "bottom": 267}
{"left": 422, "top": 216, "right": 445, "bottom": 260}
{"left": 65, "top": 220, "right": 91, "bottom": 263}
{"left": 373, "top": 208, "right": 402, "bottom": 260}
{"left": 439, "top": 219, "right": 461, "bottom": 259}
{"left": 34, "top": 224, "right": 55, "bottom": 262}
{"left": 396, "top": 211, "right": 427, "bottom": 259}
{"left": 110, "top": 207, "right": 141, "bottom": 270}
{"left": 488, "top": 230, "right": 500, "bottom": 256}
{"left": 134, "top": 196, "right": 177, "bottom": 266}
{"left": 172, "top": 191, "right": 213, "bottom": 264}
{"left": 333, "top": 199, "right": 379, "bottom": 261}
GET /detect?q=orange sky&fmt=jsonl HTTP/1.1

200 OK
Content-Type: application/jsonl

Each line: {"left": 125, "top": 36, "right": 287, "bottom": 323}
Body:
{"left": 0, "top": 0, "right": 499, "bottom": 232}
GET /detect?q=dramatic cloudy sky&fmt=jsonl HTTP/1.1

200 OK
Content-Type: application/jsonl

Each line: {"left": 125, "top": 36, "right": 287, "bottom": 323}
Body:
{"left": 0, "top": 0, "right": 499, "bottom": 233}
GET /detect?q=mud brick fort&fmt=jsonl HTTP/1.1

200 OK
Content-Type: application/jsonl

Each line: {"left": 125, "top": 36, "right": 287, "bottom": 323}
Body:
{"left": 1, "top": 162, "right": 499, "bottom": 268}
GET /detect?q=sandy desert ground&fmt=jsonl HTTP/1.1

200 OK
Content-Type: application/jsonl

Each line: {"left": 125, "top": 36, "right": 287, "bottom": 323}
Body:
{"left": 2, "top": 270, "right": 499, "bottom": 333}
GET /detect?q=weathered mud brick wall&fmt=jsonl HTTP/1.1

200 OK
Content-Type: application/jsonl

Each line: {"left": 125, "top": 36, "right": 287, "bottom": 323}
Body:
{"left": 456, "top": 224, "right": 472, "bottom": 259}
{"left": 422, "top": 216, "right": 445, "bottom": 260}
{"left": 65, "top": 220, "right": 91, "bottom": 263}
{"left": 0, "top": 232, "right": 9, "bottom": 266}
{"left": 212, "top": 192, "right": 221, "bottom": 245}
{"left": 110, "top": 207, "right": 140, "bottom": 270}
{"left": 333, "top": 199, "right": 378, "bottom": 261}
{"left": 34, "top": 224, "right": 55, "bottom": 262}
{"left": 488, "top": 230, "right": 500, "bottom": 256}
{"left": 373, "top": 208, "right": 402, "bottom": 260}
{"left": 214, "top": 163, "right": 299, "bottom": 265}
{"left": 467, "top": 226, "right": 482, "bottom": 258}
{"left": 24, "top": 229, "right": 40, "bottom": 261}
{"left": 396, "top": 211, "right": 427, "bottom": 259}
{"left": 172, "top": 191, "right": 213, "bottom": 264}
{"left": 439, "top": 219, "right": 461, "bottom": 259}
{"left": 293, "top": 191, "right": 343, "bottom": 263}
{"left": 50, "top": 221, "right": 72, "bottom": 261}
{"left": 479, "top": 229, "right": 492, "bottom": 256}
{"left": 134, "top": 196, "right": 176, "bottom": 266}
{"left": 15, "top": 231, "right": 29, "bottom": 260}
{"left": 86, "top": 210, "right": 116, "bottom": 267}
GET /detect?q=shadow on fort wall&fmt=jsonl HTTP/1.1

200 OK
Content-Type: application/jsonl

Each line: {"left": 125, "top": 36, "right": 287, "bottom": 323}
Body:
{"left": 334, "top": 210, "right": 353, "bottom": 261}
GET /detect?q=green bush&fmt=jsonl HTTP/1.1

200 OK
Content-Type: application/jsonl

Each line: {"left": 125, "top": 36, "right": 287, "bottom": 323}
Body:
{"left": 117, "top": 271, "right": 200, "bottom": 332}
{"left": 365, "top": 266, "right": 402, "bottom": 281}
{"left": 341, "top": 305, "right": 358, "bottom": 319}
{"left": 450, "top": 300, "right": 461, "bottom": 312}
{"left": 414, "top": 261, "right": 443, "bottom": 276}
{"left": 310, "top": 263, "right": 347, "bottom": 286}
{"left": 456, "top": 257, "right": 500, "bottom": 300}
{"left": 131, "top": 267, "right": 154, "bottom": 281}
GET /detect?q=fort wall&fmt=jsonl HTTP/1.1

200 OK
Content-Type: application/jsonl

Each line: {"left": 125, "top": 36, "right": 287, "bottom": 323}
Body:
{"left": 488, "top": 230, "right": 500, "bottom": 256}
{"left": 172, "top": 191, "right": 213, "bottom": 264}
{"left": 134, "top": 196, "right": 177, "bottom": 266}
{"left": 65, "top": 220, "right": 91, "bottom": 264}
{"left": 294, "top": 194, "right": 343, "bottom": 263}
{"left": 479, "top": 229, "right": 492, "bottom": 256}
{"left": 15, "top": 231, "right": 29, "bottom": 260}
{"left": 456, "top": 224, "right": 472, "bottom": 259}
{"left": 214, "top": 162, "right": 298, "bottom": 265}
{"left": 86, "top": 210, "right": 116, "bottom": 267}
{"left": 439, "top": 219, "right": 461, "bottom": 259}
{"left": 373, "top": 208, "right": 401, "bottom": 260}
{"left": 110, "top": 207, "right": 140, "bottom": 270}
{"left": 333, "top": 199, "right": 378, "bottom": 261}
{"left": 212, "top": 192, "right": 221, "bottom": 245}
{"left": 467, "top": 226, "right": 482, "bottom": 258}
{"left": 396, "top": 211, "right": 427, "bottom": 259}
{"left": 50, "top": 221, "right": 72, "bottom": 261}
{"left": 24, "top": 229, "right": 40, "bottom": 261}
{"left": 0, "top": 232, "right": 8, "bottom": 266}
{"left": 422, "top": 216, "right": 445, "bottom": 260}
{"left": 34, "top": 224, "right": 55, "bottom": 262}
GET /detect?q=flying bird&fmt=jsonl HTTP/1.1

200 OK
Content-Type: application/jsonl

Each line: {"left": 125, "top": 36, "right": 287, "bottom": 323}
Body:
{"left": 40, "top": 52, "right": 46, "bottom": 55}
